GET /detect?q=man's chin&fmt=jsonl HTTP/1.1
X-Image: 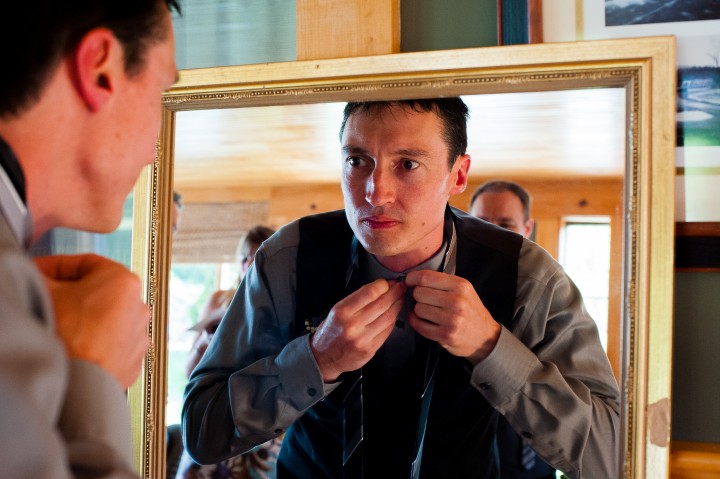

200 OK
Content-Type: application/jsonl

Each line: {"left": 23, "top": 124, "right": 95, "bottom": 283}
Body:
{"left": 75, "top": 211, "right": 124, "bottom": 235}
{"left": 356, "top": 233, "right": 399, "bottom": 258}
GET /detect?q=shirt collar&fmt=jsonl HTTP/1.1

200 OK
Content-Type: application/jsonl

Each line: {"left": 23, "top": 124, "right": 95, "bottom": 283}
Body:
{"left": 345, "top": 206, "right": 457, "bottom": 286}
{"left": 0, "top": 136, "right": 31, "bottom": 247}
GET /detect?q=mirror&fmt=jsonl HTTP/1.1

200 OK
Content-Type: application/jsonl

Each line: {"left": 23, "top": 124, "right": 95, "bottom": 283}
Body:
{"left": 169, "top": 89, "right": 627, "bottom": 385}
{"left": 130, "top": 36, "right": 676, "bottom": 478}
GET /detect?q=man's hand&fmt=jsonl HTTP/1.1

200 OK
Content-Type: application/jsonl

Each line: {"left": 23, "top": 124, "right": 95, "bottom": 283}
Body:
{"left": 405, "top": 270, "right": 500, "bottom": 365}
{"left": 34, "top": 254, "right": 150, "bottom": 389}
{"left": 310, "top": 279, "right": 406, "bottom": 382}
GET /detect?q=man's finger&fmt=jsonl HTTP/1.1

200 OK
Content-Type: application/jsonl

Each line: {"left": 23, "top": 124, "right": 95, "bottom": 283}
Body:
{"left": 405, "top": 269, "right": 455, "bottom": 291}
{"left": 365, "top": 290, "right": 405, "bottom": 341}
{"left": 340, "top": 278, "right": 393, "bottom": 311}
{"left": 339, "top": 279, "right": 405, "bottom": 325}
{"left": 34, "top": 254, "right": 113, "bottom": 280}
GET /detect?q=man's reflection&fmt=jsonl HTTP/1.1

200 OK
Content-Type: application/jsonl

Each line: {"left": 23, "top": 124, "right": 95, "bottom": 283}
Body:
{"left": 469, "top": 180, "right": 555, "bottom": 479}
{"left": 181, "top": 98, "right": 620, "bottom": 478}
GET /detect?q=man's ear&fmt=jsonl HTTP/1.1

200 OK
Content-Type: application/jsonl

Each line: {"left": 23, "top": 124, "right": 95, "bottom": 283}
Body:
{"left": 72, "top": 28, "right": 122, "bottom": 112}
{"left": 449, "top": 154, "right": 471, "bottom": 195}
{"left": 523, "top": 218, "right": 536, "bottom": 240}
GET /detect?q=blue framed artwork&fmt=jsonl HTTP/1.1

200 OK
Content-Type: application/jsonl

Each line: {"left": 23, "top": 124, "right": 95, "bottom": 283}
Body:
{"left": 583, "top": 0, "right": 720, "bottom": 222}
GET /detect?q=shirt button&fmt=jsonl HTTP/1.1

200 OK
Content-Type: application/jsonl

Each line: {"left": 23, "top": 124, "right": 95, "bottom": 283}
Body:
{"left": 307, "top": 387, "right": 317, "bottom": 397}
{"left": 479, "top": 382, "right": 490, "bottom": 390}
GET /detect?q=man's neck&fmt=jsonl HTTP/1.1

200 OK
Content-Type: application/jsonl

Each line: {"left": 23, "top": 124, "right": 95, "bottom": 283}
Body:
{"left": 364, "top": 239, "right": 448, "bottom": 280}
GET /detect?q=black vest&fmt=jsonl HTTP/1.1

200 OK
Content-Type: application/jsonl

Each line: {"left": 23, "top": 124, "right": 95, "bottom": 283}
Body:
{"left": 278, "top": 207, "right": 522, "bottom": 479}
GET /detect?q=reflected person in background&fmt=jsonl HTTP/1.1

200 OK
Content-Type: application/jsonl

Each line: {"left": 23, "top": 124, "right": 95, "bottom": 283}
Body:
{"left": 469, "top": 180, "right": 555, "bottom": 479}
{"left": 166, "top": 190, "right": 185, "bottom": 479}
{"left": 469, "top": 180, "right": 534, "bottom": 239}
{"left": 0, "top": 1, "right": 178, "bottom": 478}
{"left": 184, "top": 225, "right": 276, "bottom": 378}
{"left": 182, "top": 98, "right": 620, "bottom": 478}
{"left": 172, "top": 191, "right": 184, "bottom": 235}
{"left": 172, "top": 225, "right": 280, "bottom": 479}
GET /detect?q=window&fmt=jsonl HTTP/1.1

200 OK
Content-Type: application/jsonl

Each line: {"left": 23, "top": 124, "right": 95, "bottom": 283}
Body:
{"left": 558, "top": 217, "right": 611, "bottom": 351}
{"left": 166, "top": 261, "right": 238, "bottom": 425}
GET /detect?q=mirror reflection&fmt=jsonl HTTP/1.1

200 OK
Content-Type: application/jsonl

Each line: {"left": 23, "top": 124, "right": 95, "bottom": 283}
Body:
{"left": 166, "top": 88, "right": 626, "bottom": 478}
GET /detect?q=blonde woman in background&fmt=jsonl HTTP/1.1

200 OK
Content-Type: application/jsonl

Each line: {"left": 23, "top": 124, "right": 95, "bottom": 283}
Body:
{"left": 184, "top": 225, "right": 276, "bottom": 378}
{"left": 171, "top": 225, "right": 279, "bottom": 479}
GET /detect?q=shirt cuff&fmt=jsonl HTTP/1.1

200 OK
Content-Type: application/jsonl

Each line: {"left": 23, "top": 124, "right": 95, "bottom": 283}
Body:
{"left": 470, "top": 326, "right": 539, "bottom": 410}
{"left": 59, "top": 360, "right": 134, "bottom": 469}
{"left": 275, "top": 334, "right": 339, "bottom": 411}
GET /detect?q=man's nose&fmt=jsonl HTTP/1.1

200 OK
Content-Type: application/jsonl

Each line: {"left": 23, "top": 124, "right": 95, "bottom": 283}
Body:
{"left": 365, "top": 168, "right": 394, "bottom": 206}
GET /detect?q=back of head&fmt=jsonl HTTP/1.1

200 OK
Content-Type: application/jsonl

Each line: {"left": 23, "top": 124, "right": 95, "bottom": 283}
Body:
{"left": 0, "top": 0, "right": 180, "bottom": 118}
{"left": 339, "top": 98, "right": 469, "bottom": 168}
{"left": 171, "top": 191, "right": 184, "bottom": 234}
{"left": 173, "top": 191, "right": 184, "bottom": 209}
{"left": 239, "top": 225, "right": 276, "bottom": 255}
{"left": 237, "top": 225, "right": 276, "bottom": 278}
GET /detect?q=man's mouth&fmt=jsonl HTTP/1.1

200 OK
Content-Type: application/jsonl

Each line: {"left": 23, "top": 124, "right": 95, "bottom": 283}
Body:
{"left": 361, "top": 216, "right": 400, "bottom": 229}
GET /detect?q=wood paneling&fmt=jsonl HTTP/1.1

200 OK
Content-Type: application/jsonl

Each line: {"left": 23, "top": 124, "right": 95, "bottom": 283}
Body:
{"left": 268, "top": 184, "right": 345, "bottom": 229}
{"left": 671, "top": 441, "right": 720, "bottom": 479}
{"left": 296, "top": 0, "right": 400, "bottom": 60}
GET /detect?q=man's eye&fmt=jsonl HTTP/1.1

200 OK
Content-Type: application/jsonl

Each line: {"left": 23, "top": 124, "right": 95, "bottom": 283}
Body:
{"left": 346, "top": 156, "right": 363, "bottom": 167}
{"left": 401, "top": 160, "right": 419, "bottom": 170}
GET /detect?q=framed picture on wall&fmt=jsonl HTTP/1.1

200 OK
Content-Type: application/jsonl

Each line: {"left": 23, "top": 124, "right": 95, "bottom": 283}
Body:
{"left": 581, "top": 0, "right": 720, "bottom": 222}
{"left": 582, "top": 1, "right": 720, "bottom": 40}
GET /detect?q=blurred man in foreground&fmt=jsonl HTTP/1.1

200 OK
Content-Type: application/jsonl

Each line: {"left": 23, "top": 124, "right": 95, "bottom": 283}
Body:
{"left": 0, "top": 1, "right": 178, "bottom": 477}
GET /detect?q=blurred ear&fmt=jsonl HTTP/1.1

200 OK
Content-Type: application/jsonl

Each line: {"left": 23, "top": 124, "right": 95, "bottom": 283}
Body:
{"left": 449, "top": 154, "right": 471, "bottom": 196}
{"left": 523, "top": 218, "right": 536, "bottom": 239}
{"left": 71, "top": 28, "right": 122, "bottom": 112}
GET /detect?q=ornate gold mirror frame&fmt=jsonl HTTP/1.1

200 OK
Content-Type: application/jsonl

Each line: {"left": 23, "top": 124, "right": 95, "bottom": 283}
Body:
{"left": 130, "top": 36, "right": 676, "bottom": 478}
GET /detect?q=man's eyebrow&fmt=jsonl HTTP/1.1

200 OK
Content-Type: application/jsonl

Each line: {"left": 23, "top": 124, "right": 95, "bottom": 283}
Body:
{"left": 396, "top": 148, "right": 432, "bottom": 159}
{"left": 341, "top": 145, "right": 368, "bottom": 155}
{"left": 341, "top": 146, "right": 432, "bottom": 158}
